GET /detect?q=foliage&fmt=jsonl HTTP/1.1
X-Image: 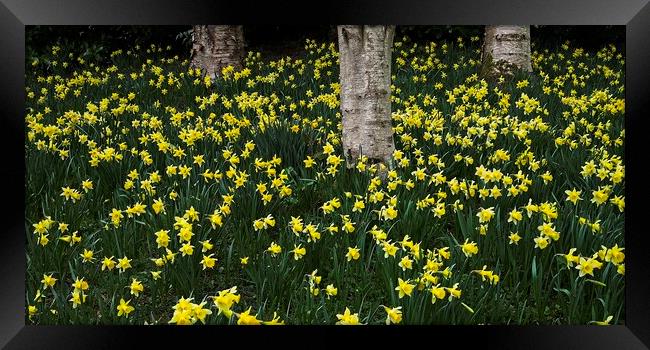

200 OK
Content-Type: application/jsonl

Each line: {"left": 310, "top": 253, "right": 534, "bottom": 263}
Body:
{"left": 24, "top": 33, "right": 624, "bottom": 326}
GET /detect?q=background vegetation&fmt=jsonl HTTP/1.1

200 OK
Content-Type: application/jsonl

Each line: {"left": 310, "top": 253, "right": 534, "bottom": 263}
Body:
{"left": 25, "top": 26, "right": 625, "bottom": 325}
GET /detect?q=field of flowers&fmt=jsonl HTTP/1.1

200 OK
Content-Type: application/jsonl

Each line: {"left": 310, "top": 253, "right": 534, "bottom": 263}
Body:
{"left": 25, "top": 35, "right": 625, "bottom": 325}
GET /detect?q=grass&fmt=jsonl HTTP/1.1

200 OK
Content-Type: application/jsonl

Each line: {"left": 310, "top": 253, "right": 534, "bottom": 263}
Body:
{"left": 24, "top": 35, "right": 624, "bottom": 325}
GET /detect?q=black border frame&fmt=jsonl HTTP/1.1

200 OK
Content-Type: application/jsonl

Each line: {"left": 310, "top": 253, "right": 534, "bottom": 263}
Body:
{"left": 2, "top": 0, "right": 650, "bottom": 348}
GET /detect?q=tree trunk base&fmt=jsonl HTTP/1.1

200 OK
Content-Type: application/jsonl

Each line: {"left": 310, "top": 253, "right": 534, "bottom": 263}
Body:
{"left": 190, "top": 25, "right": 245, "bottom": 79}
{"left": 481, "top": 25, "right": 532, "bottom": 81}
{"left": 338, "top": 25, "right": 396, "bottom": 171}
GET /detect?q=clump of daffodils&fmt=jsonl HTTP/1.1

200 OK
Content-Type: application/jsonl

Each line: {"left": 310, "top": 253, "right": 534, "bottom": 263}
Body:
{"left": 212, "top": 286, "right": 241, "bottom": 319}
{"left": 24, "top": 36, "right": 626, "bottom": 326}
{"left": 168, "top": 297, "right": 212, "bottom": 325}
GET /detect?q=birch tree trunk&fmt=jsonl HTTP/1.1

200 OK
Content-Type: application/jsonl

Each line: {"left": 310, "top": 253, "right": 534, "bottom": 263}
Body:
{"left": 190, "top": 25, "right": 244, "bottom": 79}
{"left": 338, "top": 25, "right": 396, "bottom": 170}
{"left": 481, "top": 25, "right": 532, "bottom": 78}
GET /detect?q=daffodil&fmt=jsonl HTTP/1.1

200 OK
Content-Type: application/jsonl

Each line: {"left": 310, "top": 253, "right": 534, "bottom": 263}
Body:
{"left": 460, "top": 239, "right": 479, "bottom": 257}
{"left": 382, "top": 306, "right": 403, "bottom": 325}
{"left": 534, "top": 235, "right": 550, "bottom": 250}
{"left": 398, "top": 256, "right": 413, "bottom": 271}
{"left": 261, "top": 311, "right": 285, "bottom": 325}
{"left": 291, "top": 245, "right": 306, "bottom": 260}
{"left": 102, "top": 256, "right": 116, "bottom": 271}
{"left": 116, "top": 256, "right": 132, "bottom": 272}
{"left": 395, "top": 278, "right": 415, "bottom": 298}
{"left": 129, "top": 278, "right": 144, "bottom": 296}
{"left": 565, "top": 188, "right": 582, "bottom": 204}
{"left": 325, "top": 284, "right": 338, "bottom": 298}
{"left": 346, "top": 246, "right": 360, "bottom": 261}
{"left": 430, "top": 284, "right": 447, "bottom": 303}
{"left": 41, "top": 273, "right": 57, "bottom": 287}
{"left": 213, "top": 286, "right": 240, "bottom": 319}
{"left": 117, "top": 298, "right": 135, "bottom": 317}
{"left": 352, "top": 199, "right": 365, "bottom": 212}
{"left": 592, "top": 315, "right": 613, "bottom": 326}
{"left": 335, "top": 307, "right": 360, "bottom": 325}
{"left": 266, "top": 242, "right": 282, "bottom": 256}
{"left": 200, "top": 254, "right": 217, "bottom": 270}
{"left": 237, "top": 307, "right": 262, "bottom": 325}
{"left": 508, "top": 232, "right": 522, "bottom": 245}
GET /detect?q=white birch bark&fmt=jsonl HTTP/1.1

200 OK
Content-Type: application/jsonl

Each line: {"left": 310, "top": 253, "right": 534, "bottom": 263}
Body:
{"left": 190, "top": 25, "right": 245, "bottom": 79}
{"left": 338, "top": 25, "right": 396, "bottom": 170}
{"left": 482, "top": 25, "right": 532, "bottom": 77}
